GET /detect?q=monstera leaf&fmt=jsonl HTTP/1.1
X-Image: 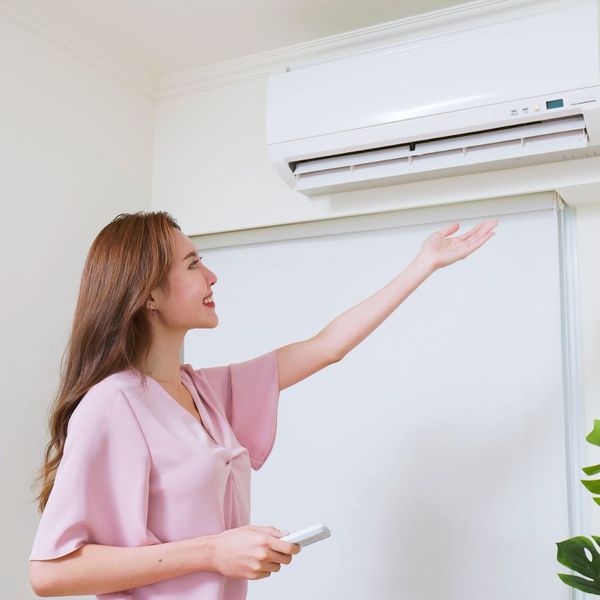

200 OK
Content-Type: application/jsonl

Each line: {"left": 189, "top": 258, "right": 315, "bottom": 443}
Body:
{"left": 556, "top": 536, "right": 600, "bottom": 594}
{"left": 557, "top": 420, "right": 600, "bottom": 594}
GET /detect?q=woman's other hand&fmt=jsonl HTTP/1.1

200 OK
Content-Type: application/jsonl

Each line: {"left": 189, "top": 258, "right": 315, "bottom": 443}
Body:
{"left": 210, "top": 525, "right": 301, "bottom": 580}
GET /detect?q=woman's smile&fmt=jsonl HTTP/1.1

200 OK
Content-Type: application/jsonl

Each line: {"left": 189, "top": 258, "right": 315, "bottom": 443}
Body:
{"left": 202, "top": 295, "right": 215, "bottom": 308}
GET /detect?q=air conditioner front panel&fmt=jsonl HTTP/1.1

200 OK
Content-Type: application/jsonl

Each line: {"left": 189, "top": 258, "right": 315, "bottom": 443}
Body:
{"left": 266, "top": 1, "right": 599, "bottom": 144}
{"left": 268, "top": 91, "right": 599, "bottom": 166}
{"left": 266, "top": 0, "right": 600, "bottom": 196}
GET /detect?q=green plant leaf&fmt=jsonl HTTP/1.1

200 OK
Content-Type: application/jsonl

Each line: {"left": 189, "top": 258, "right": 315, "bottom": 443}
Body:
{"left": 587, "top": 420, "right": 600, "bottom": 447}
{"left": 558, "top": 573, "right": 600, "bottom": 595}
{"left": 582, "top": 479, "right": 600, "bottom": 494}
{"left": 557, "top": 421, "right": 600, "bottom": 595}
{"left": 556, "top": 536, "right": 600, "bottom": 595}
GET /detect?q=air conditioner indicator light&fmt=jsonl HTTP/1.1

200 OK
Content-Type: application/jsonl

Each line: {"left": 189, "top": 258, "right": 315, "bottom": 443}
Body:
{"left": 546, "top": 99, "right": 564, "bottom": 109}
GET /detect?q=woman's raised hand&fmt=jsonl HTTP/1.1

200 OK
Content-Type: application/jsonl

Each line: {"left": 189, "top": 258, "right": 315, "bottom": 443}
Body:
{"left": 417, "top": 220, "right": 497, "bottom": 270}
{"left": 210, "top": 525, "right": 301, "bottom": 580}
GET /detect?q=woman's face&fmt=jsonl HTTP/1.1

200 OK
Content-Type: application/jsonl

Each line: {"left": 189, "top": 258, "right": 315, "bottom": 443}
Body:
{"left": 148, "top": 229, "right": 218, "bottom": 330}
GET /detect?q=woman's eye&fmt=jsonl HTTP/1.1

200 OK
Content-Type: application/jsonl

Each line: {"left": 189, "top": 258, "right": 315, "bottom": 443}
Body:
{"left": 190, "top": 256, "right": 203, "bottom": 268}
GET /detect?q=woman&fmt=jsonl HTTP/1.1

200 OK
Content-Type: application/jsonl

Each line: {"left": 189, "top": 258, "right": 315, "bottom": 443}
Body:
{"left": 28, "top": 211, "right": 496, "bottom": 598}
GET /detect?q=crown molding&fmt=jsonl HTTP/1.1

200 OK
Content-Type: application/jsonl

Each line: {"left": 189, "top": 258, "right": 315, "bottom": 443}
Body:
{"left": 157, "top": 0, "right": 554, "bottom": 100}
{"left": 0, "top": 0, "right": 157, "bottom": 98}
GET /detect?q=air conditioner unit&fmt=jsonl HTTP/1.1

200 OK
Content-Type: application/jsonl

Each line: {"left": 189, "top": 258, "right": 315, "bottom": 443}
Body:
{"left": 266, "top": 0, "right": 600, "bottom": 196}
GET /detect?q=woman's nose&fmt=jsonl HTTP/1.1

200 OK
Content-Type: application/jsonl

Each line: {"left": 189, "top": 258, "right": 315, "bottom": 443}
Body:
{"left": 205, "top": 268, "right": 217, "bottom": 286}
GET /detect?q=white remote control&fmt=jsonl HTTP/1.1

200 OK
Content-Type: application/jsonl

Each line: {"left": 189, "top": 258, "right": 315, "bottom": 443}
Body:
{"left": 280, "top": 522, "right": 331, "bottom": 547}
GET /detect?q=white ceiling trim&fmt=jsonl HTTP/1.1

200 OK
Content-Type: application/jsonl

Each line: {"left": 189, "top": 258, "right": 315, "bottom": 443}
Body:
{"left": 0, "top": 0, "right": 157, "bottom": 98}
{"left": 157, "top": 0, "right": 549, "bottom": 100}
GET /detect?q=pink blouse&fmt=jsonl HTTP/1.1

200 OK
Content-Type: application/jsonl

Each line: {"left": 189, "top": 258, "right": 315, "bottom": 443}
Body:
{"left": 29, "top": 350, "right": 281, "bottom": 599}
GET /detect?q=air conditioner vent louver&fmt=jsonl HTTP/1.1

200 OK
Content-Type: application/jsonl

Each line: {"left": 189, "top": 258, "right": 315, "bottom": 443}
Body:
{"left": 292, "top": 115, "right": 587, "bottom": 191}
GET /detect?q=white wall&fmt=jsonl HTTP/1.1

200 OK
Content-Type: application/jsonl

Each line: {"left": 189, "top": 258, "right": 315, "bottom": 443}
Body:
{"left": 0, "top": 14, "right": 154, "bottom": 599}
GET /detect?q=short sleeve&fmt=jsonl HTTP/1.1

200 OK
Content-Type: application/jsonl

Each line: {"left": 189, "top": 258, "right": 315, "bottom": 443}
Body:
{"left": 29, "top": 381, "right": 156, "bottom": 562}
{"left": 199, "top": 350, "right": 280, "bottom": 471}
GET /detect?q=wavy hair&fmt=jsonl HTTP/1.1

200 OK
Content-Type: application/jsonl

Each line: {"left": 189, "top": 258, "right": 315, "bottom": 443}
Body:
{"left": 32, "top": 211, "right": 181, "bottom": 513}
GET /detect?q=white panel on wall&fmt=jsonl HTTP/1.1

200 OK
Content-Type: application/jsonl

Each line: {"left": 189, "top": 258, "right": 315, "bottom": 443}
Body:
{"left": 184, "top": 193, "right": 574, "bottom": 599}
{"left": 267, "top": 0, "right": 599, "bottom": 141}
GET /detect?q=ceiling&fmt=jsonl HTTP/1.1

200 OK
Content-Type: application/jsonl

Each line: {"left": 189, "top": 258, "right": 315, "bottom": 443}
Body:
{"left": 5, "top": 0, "right": 470, "bottom": 76}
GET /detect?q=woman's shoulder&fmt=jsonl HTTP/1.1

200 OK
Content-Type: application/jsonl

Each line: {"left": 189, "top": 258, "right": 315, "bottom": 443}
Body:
{"left": 69, "top": 370, "right": 143, "bottom": 432}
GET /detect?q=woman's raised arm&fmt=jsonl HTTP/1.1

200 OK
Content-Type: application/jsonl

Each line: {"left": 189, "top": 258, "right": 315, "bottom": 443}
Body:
{"left": 275, "top": 220, "right": 497, "bottom": 390}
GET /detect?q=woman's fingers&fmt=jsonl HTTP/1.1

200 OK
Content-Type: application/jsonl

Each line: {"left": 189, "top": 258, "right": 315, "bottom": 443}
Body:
{"left": 458, "top": 222, "right": 485, "bottom": 241}
{"left": 467, "top": 230, "right": 495, "bottom": 254}
{"left": 257, "top": 571, "right": 272, "bottom": 578}
{"left": 270, "top": 538, "right": 300, "bottom": 556}
{"left": 440, "top": 219, "right": 498, "bottom": 244}
{"left": 440, "top": 223, "right": 460, "bottom": 237}
{"left": 468, "top": 220, "right": 497, "bottom": 246}
{"left": 460, "top": 220, "right": 497, "bottom": 243}
{"left": 459, "top": 219, "right": 495, "bottom": 241}
{"left": 481, "top": 219, "right": 498, "bottom": 234}
{"left": 269, "top": 549, "right": 294, "bottom": 563}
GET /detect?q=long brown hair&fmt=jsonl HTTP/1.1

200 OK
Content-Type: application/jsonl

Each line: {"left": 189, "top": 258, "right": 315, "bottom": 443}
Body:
{"left": 32, "top": 211, "right": 181, "bottom": 513}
